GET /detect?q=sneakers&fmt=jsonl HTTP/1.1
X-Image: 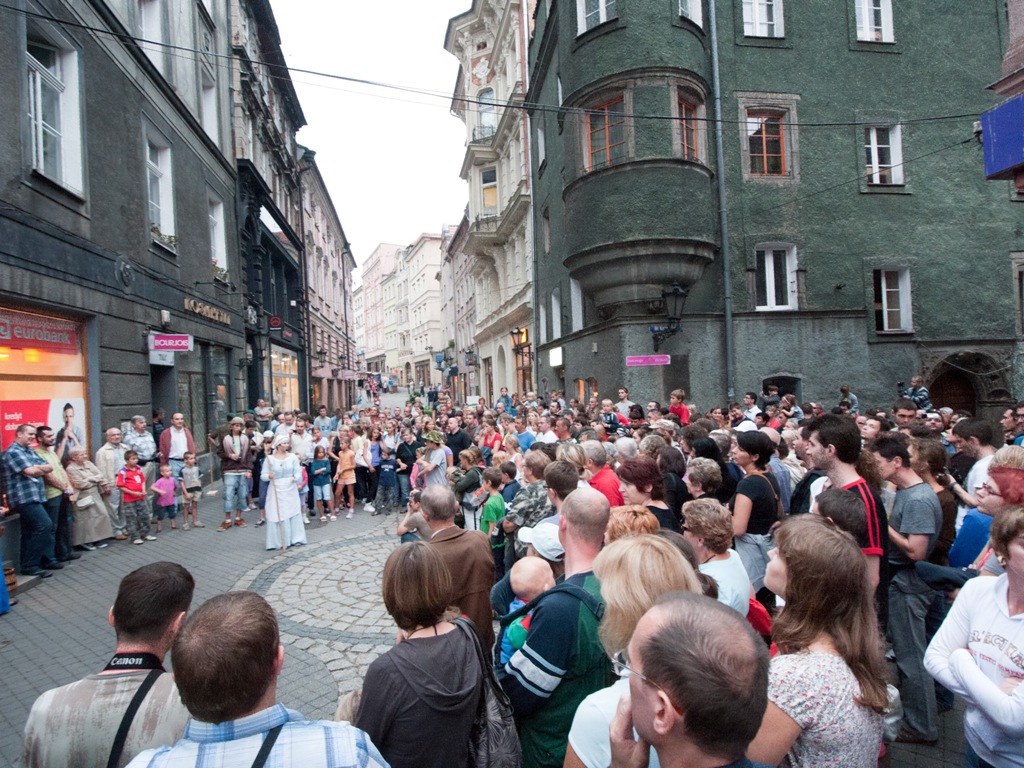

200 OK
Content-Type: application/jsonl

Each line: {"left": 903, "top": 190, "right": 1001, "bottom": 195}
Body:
{"left": 132, "top": 539, "right": 144, "bottom": 545}
{"left": 80, "top": 543, "right": 97, "bottom": 551}
{"left": 144, "top": 535, "right": 157, "bottom": 541}
{"left": 364, "top": 503, "right": 376, "bottom": 512}
{"left": 330, "top": 514, "right": 337, "bottom": 521}
{"left": 95, "top": 542, "right": 109, "bottom": 549}
{"left": 345, "top": 510, "right": 354, "bottom": 519}
{"left": 256, "top": 519, "right": 266, "bottom": 527}
{"left": 182, "top": 523, "right": 190, "bottom": 531}
{"left": 193, "top": 521, "right": 205, "bottom": 528}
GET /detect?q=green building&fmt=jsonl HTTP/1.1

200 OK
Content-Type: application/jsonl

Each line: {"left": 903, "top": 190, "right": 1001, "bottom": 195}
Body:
{"left": 528, "top": 0, "right": 1022, "bottom": 416}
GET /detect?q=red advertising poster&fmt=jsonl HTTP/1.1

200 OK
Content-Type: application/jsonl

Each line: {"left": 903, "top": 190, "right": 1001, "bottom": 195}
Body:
{"left": 1, "top": 398, "right": 87, "bottom": 451}
{"left": 0, "top": 308, "right": 80, "bottom": 355}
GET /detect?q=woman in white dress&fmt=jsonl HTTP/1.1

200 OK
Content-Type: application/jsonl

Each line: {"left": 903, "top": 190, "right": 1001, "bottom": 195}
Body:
{"left": 261, "top": 435, "right": 307, "bottom": 550}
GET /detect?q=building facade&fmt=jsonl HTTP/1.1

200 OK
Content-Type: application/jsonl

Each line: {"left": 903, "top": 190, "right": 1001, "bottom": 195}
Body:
{"left": 401, "top": 234, "right": 446, "bottom": 389}
{"left": 442, "top": 216, "right": 481, "bottom": 401}
{"left": 301, "top": 150, "right": 357, "bottom": 411}
{"left": 359, "top": 243, "right": 401, "bottom": 376}
{"left": 0, "top": 0, "right": 242, "bottom": 469}
{"left": 445, "top": 0, "right": 536, "bottom": 405}
{"left": 529, "top": 0, "right": 1019, "bottom": 415}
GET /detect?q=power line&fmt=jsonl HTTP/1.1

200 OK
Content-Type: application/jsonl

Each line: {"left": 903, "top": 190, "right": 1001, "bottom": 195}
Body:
{"left": 3, "top": 2, "right": 987, "bottom": 131}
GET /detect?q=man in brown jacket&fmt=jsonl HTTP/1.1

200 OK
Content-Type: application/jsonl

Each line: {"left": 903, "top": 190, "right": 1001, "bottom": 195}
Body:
{"left": 421, "top": 484, "right": 495, "bottom": 651}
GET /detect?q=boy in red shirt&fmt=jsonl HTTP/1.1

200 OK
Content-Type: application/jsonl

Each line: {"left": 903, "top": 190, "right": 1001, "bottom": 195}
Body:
{"left": 116, "top": 450, "right": 155, "bottom": 545}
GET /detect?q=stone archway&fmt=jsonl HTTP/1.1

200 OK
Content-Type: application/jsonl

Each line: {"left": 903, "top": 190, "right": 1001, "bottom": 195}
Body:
{"left": 921, "top": 349, "right": 1013, "bottom": 419}
{"left": 930, "top": 369, "right": 976, "bottom": 415}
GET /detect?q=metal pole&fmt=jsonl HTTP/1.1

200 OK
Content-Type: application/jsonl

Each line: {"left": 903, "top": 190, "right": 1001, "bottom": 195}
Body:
{"left": 708, "top": 0, "right": 737, "bottom": 401}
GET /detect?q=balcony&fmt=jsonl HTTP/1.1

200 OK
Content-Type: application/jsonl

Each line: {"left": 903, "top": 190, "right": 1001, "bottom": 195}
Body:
{"left": 471, "top": 124, "right": 496, "bottom": 143}
{"left": 465, "top": 213, "right": 501, "bottom": 253}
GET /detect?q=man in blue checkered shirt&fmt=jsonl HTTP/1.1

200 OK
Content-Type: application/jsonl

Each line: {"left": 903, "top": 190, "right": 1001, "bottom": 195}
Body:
{"left": 127, "top": 591, "right": 389, "bottom": 768}
{"left": 1, "top": 424, "right": 59, "bottom": 577}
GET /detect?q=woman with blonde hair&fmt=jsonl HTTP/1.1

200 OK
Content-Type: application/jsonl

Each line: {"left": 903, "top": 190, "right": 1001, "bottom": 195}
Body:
{"left": 748, "top": 515, "right": 887, "bottom": 767}
{"left": 565, "top": 535, "right": 701, "bottom": 768}
{"left": 557, "top": 442, "right": 591, "bottom": 486}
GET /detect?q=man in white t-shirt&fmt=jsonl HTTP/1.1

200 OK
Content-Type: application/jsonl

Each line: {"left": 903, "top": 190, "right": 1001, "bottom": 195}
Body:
{"left": 947, "top": 418, "right": 996, "bottom": 531}
{"left": 419, "top": 431, "right": 449, "bottom": 486}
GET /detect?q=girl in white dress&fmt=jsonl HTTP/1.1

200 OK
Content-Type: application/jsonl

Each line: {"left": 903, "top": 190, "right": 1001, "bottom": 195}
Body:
{"left": 261, "top": 435, "right": 307, "bottom": 550}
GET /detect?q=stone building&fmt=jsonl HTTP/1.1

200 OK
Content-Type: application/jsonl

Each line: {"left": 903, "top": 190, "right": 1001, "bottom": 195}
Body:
{"left": 445, "top": 0, "right": 536, "bottom": 404}
{"left": 0, "top": 0, "right": 241, "bottom": 465}
{"left": 359, "top": 243, "right": 401, "bottom": 377}
{"left": 528, "top": 0, "right": 1020, "bottom": 415}
{"left": 442, "top": 216, "right": 481, "bottom": 401}
{"left": 400, "top": 234, "right": 446, "bottom": 389}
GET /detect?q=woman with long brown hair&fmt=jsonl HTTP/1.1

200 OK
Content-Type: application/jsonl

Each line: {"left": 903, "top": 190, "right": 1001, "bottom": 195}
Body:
{"left": 748, "top": 515, "right": 887, "bottom": 767}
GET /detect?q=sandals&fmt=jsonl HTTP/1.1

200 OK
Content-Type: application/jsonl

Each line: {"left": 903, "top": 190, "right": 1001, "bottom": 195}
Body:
{"left": 234, "top": 518, "right": 247, "bottom": 527}
{"left": 218, "top": 520, "right": 232, "bottom": 532}
{"left": 320, "top": 516, "right": 328, "bottom": 522}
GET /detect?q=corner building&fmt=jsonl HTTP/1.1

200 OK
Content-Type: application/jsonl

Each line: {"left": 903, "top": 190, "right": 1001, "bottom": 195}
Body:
{"left": 529, "top": 0, "right": 1021, "bottom": 415}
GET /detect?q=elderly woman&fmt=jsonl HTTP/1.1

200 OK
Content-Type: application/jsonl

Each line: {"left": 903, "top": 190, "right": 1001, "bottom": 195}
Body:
{"left": 684, "top": 456, "right": 723, "bottom": 501}
{"left": 260, "top": 434, "right": 306, "bottom": 550}
{"left": 66, "top": 446, "right": 114, "bottom": 549}
{"left": 681, "top": 498, "right": 752, "bottom": 616}
{"left": 925, "top": 505, "right": 1024, "bottom": 768}
{"left": 565, "top": 535, "right": 702, "bottom": 768}
{"left": 355, "top": 542, "right": 482, "bottom": 768}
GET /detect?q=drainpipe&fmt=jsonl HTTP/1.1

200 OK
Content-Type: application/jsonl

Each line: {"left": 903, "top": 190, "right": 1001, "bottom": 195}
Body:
{"left": 707, "top": 0, "right": 736, "bottom": 401}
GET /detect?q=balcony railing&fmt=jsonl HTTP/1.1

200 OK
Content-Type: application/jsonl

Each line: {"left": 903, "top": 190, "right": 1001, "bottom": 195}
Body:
{"left": 471, "top": 124, "right": 497, "bottom": 143}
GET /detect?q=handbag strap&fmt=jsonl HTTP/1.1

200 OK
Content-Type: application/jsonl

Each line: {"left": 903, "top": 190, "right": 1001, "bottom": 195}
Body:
{"left": 250, "top": 724, "right": 284, "bottom": 768}
{"left": 107, "top": 669, "right": 163, "bottom": 768}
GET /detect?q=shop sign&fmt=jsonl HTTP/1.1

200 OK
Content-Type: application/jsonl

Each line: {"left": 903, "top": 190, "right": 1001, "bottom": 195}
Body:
{"left": 0, "top": 307, "right": 79, "bottom": 354}
{"left": 149, "top": 350, "right": 175, "bottom": 366}
{"left": 268, "top": 315, "right": 283, "bottom": 329}
{"left": 183, "top": 298, "right": 231, "bottom": 325}
{"left": 626, "top": 355, "right": 671, "bottom": 366}
{"left": 149, "top": 334, "right": 193, "bottom": 352}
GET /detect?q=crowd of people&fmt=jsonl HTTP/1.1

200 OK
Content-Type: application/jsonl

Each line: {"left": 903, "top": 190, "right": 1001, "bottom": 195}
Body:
{"left": 8, "top": 376, "right": 1024, "bottom": 767}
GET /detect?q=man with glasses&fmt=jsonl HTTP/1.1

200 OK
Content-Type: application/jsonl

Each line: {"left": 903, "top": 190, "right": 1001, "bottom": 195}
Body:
{"left": 1, "top": 424, "right": 58, "bottom": 576}
{"left": 1010, "top": 401, "right": 1024, "bottom": 447}
{"left": 609, "top": 592, "right": 772, "bottom": 768}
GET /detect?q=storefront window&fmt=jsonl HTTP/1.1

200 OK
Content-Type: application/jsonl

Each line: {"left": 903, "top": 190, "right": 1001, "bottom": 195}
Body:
{"left": 176, "top": 347, "right": 208, "bottom": 455}
{"left": 0, "top": 307, "right": 88, "bottom": 453}
{"left": 271, "top": 344, "right": 299, "bottom": 412}
{"left": 209, "top": 347, "right": 229, "bottom": 426}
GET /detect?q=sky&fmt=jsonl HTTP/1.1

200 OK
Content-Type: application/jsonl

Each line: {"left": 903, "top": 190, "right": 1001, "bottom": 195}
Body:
{"left": 270, "top": 0, "right": 473, "bottom": 276}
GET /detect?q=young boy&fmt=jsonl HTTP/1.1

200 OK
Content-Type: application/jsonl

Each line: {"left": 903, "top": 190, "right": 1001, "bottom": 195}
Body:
{"left": 116, "top": 451, "right": 154, "bottom": 544}
{"left": 669, "top": 388, "right": 691, "bottom": 425}
{"left": 499, "top": 461, "right": 520, "bottom": 504}
{"left": 179, "top": 451, "right": 204, "bottom": 529}
{"left": 149, "top": 463, "right": 179, "bottom": 532}
{"left": 374, "top": 445, "right": 399, "bottom": 516}
{"left": 500, "top": 556, "right": 555, "bottom": 664}
{"left": 311, "top": 446, "right": 333, "bottom": 522}
{"left": 480, "top": 467, "right": 507, "bottom": 578}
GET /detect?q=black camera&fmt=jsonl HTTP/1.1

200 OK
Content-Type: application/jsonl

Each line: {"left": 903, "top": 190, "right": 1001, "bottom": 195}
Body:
{"left": 896, "top": 381, "right": 905, "bottom": 389}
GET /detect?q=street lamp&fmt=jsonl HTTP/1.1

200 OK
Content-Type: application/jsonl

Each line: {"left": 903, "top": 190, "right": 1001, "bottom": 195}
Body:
{"left": 650, "top": 282, "right": 688, "bottom": 352}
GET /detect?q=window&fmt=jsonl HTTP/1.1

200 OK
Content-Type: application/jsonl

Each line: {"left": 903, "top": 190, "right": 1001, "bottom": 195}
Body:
{"left": 754, "top": 244, "right": 797, "bottom": 310}
{"left": 743, "top": 0, "right": 784, "bottom": 38}
{"left": 855, "top": 0, "right": 894, "bottom": 43}
{"left": 873, "top": 268, "right": 912, "bottom": 331}
{"left": 478, "top": 89, "right": 496, "bottom": 138}
{"left": 577, "top": 0, "right": 617, "bottom": 34}
{"left": 199, "top": 18, "right": 218, "bottom": 140}
{"left": 145, "top": 129, "right": 174, "bottom": 243}
{"left": 481, "top": 167, "right": 497, "bottom": 210}
{"left": 137, "top": 0, "right": 164, "bottom": 72}
{"left": 551, "top": 287, "right": 562, "bottom": 338}
{"left": 679, "top": 98, "right": 699, "bottom": 160}
{"left": 542, "top": 208, "right": 551, "bottom": 253}
{"left": 208, "top": 196, "right": 227, "bottom": 278}
{"left": 557, "top": 76, "right": 564, "bottom": 107}
{"left": 537, "top": 122, "right": 546, "bottom": 166}
{"left": 747, "top": 112, "right": 786, "bottom": 176}
{"left": 587, "top": 97, "right": 626, "bottom": 170}
{"left": 26, "top": 27, "right": 83, "bottom": 193}
{"left": 679, "top": 0, "right": 703, "bottom": 27}
{"left": 570, "top": 278, "right": 584, "bottom": 331}
{"left": 864, "top": 124, "right": 903, "bottom": 185}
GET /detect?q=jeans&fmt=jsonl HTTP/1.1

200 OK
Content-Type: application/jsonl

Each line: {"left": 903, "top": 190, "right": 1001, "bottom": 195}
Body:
{"left": 377, "top": 484, "right": 396, "bottom": 511}
{"left": 55, "top": 495, "right": 74, "bottom": 560}
{"left": 355, "top": 466, "right": 368, "bottom": 501}
{"left": 397, "top": 473, "right": 412, "bottom": 506}
{"left": 43, "top": 495, "right": 70, "bottom": 562}
{"left": 258, "top": 479, "right": 270, "bottom": 510}
{"left": 366, "top": 466, "right": 380, "bottom": 502}
{"left": 18, "top": 500, "right": 57, "bottom": 571}
{"left": 169, "top": 459, "right": 186, "bottom": 510}
{"left": 223, "top": 472, "right": 248, "bottom": 515}
{"left": 889, "top": 577, "right": 938, "bottom": 740}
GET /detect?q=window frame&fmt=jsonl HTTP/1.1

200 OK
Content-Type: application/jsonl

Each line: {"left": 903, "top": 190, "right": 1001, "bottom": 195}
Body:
{"left": 679, "top": 0, "right": 703, "bottom": 28}
{"left": 144, "top": 125, "right": 175, "bottom": 246}
{"left": 737, "top": 93, "right": 800, "bottom": 183}
{"left": 478, "top": 88, "right": 496, "bottom": 139}
{"left": 873, "top": 267, "right": 913, "bottom": 333}
{"left": 678, "top": 96, "right": 700, "bottom": 162}
{"left": 863, "top": 123, "right": 904, "bottom": 186}
{"left": 742, "top": 0, "right": 784, "bottom": 38}
{"left": 753, "top": 243, "right": 798, "bottom": 311}
{"left": 137, "top": 0, "right": 165, "bottom": 73}
{"left": 208, "top": 195, "right": 227, "bottom": 279}
{"left": 577, "top": 0, "right": 617, "bottom": 36}
{"left": 481, "top": 166, "right": 498, "bottom": 211}
{"left": 25, "top": 21, "right": 84, "bottom": 195}
{"left": 747, "top": 111, "right": 787, "bottom": 177}
{"left": 585, "top": 96, "right": 627, "bottom": 171}
{"left": 855, "top": 0, "right": 894, "bottom": 43}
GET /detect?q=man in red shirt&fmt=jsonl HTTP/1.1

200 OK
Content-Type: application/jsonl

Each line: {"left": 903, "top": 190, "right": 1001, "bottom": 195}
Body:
{"left": 583, "top": 440, "right": 623, "bottom": 506}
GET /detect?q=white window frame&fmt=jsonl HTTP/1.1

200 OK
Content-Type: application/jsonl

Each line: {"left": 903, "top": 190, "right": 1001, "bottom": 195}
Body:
{"left": 557, "top": 76, "right": 564, "bottom": 107}
{"left": 26, "top": 25, "right": 83, "bottom": 194}
{"left": 198, "top": 16, "right": 218, "bottom": 141}
{"left": 855, "top": 0, "right": 894, "bottom": 43}
{"left": 742, "top": 0, "right": 784, "bottom": 38}
{"left": 481, "top": 167, "right": 498, "bottom": 211}
{"left": 145, "top": 127, "right": 175, "bottom": 243}
{"left": 577, "top": 0, "right": 617, "bottom": 35}
{"left": 874, "top": 268, "right": 912, "bottom": 332}
{"left": 478, "top": 88, "right": 496, "bottom": 138}
{"left": 537, "top": 122, "right": 546, "bottom": 166}
{"left": 551, "top": 287, "right": 562, "bottom": 338}
{"left": 679, "top": 0, "right": 703, "bottom": 27}
{"left": 570, "top": 278, "right": 584, "bottom": 332}
{"left": 208, "top": 195, "right": 227, "bottom": 277}
{"left": 137, "top": 0, "right": 164, "bottom": 72}
{"left": 754, "top": 243, "right": 798, "bottom": 311}
{"left": 864, "top": 124, "right": 903, "bottom": 185}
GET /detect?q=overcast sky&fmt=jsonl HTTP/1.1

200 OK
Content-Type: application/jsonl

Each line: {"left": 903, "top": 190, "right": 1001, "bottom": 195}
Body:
{"left": 271, "top": 0, "right": 473, "bottom": 275}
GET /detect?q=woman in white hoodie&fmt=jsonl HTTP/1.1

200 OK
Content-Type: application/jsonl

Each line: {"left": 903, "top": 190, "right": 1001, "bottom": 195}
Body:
{"left": 925, "top": 505, "right": 1024, "bottom": 768}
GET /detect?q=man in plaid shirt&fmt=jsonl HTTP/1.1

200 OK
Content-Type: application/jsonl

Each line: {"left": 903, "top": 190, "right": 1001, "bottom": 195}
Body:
{"left": 1, "top": 424, "right": 59, "bottom": 577}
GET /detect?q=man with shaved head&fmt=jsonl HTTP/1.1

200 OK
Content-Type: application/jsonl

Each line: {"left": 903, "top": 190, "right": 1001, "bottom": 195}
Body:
{"left": 501, "top": 487, "right": 612, "bottom": 768}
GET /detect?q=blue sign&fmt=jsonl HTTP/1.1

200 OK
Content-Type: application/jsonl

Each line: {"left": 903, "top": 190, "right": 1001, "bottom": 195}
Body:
{"left": 982, "top": 94, "right": 1024, "bottom": 179}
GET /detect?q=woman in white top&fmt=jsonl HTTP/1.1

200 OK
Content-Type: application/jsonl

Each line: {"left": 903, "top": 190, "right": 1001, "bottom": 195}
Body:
{"left": 925, "top": 505, "right": 1024, "bottom": 768}
{"left": 748, "top": 516, "right": 887, "bottom": 767}
{"left": 565, "top": 535, "right": 701, "bottom": 768}
{"left": 681, "top": 497, "right": 752, "bottom": 616}
{"left": 260, "top": 435, "right": 307, "bottom": 550}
